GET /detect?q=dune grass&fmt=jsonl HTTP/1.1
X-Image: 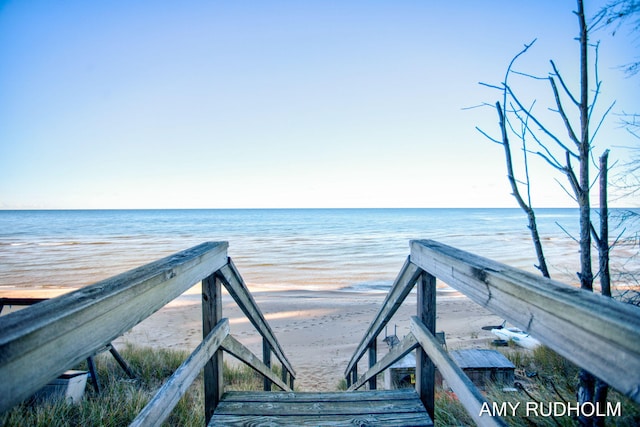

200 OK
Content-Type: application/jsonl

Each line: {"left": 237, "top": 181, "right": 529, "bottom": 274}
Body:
{"left": 479, "top": 345, "right": 640, "bottom": 426}
{"left": 0, "top": 342, "right": 265, "bottom": 427}
{"left": 3, "top": 343, "right": 639, "bottom": 426}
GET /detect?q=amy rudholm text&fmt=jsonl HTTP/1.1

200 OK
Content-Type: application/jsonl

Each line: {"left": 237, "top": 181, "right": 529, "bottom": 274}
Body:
{"left": 479, "top": 400, "right": 622, "bottom": 418}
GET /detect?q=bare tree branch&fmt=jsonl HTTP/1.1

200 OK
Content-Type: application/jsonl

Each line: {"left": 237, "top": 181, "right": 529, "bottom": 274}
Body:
{"left": 507, "top": 85, "right": 580, "bottom": 158}
{"left": 550, "top": 60, "right": 581, "bottom": 107}
{"left": 475, "top": 126, "right": 502, "bottom": 144}
{"left": 549, "top": 76, "right": 582, "bottom": 146}
{"left": 590, "top": 101, "right": 617, "bottom": 143}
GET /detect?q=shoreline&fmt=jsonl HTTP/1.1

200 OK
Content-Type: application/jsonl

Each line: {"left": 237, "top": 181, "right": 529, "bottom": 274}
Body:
{"left": 1, "top": 286, "right": 502, "bottom": 391}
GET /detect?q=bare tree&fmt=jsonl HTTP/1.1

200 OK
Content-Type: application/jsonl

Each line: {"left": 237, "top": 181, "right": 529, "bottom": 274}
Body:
{"left": 594, "top": 0, "right": 640, "bottom": 76}
{"left": 477, "top": 1, "right": 616, "bottom": 425}
{"left": 476, "top": 40, "right": 550, "bottom": 278}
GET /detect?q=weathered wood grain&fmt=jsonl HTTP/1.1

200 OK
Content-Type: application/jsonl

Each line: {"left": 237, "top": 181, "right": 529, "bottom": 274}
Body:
{"left": 202, "top": 273, "right": 224, "bottom": 422}
{"left": 208, "top": 413, "right": 433, "bottom": 426}
{"left": 349, "top": 333, "right": 418, "bottom": 391}
{"left": 220, "top": 389, "right": 423, "bottom": 402}
{"left": 216, "top": 259, "right": 296, "bottom": 380}
{"left": 411, "top": 239, "right": 640, "bottom": 403}
{"left": 130, "top": 318, "right": 229, "bottom": 427}
{"left": 210, "top": 389, "right": 433, "bottom": 426}
{"left": 221, "top": 334, "right": 291, "bottom": 392}
{"left": 0, "top": 241, "right": 228, "bottom": 413}
{"left": 345, "top": 257, "right": 422, "bottom": 379}
{"left": 416, "top": 272, "right": 436, "bottom": 419}
{"left": 411, "top": 317, "right": 508, "bottom": 427}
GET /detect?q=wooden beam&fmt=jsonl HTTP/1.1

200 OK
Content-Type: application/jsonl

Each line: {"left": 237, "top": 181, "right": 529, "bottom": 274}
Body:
{"left": 263, "top": 338, "right": 272, "bottom": 391}
{"left": 348, "top": 333, "right": 418, "bottom": 391}
{"left": 411, "top": 239, "right": 640, "bottom": 403}
{"left": 411, "top": 317, "right": 508, "bottom": 427}
{"left": 345, "top": 257, "right": 422, "bottom": 377}
{"left": 211, "top": 389, "right": 433, "bottom": 426}
{"left": 130, "top": 318, "right": 229, "bottom": 427}
{"left": 221, "top": 334, "right": 291, "bottom": 392}
{"left": 202, "top": 273, "right": 224, "bottom": 423}
{"left": 368, "top": 340, "right": 377, "bottom": 390}
{"left": 0, "top": 242, "right": 228, "bottom": 413}
{"left": 216, "top": 259, "right": 296, "bottom": 380}
{"left": 416, "top": 272, "right": 436, "bottom": 419}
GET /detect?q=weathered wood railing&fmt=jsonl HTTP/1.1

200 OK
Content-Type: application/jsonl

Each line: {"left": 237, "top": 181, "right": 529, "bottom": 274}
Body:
{"left": 346, "top": 239, "right": 640, "bottom": 426}
{"left": 0, "top": 242, "right": 295, "bottom": 426}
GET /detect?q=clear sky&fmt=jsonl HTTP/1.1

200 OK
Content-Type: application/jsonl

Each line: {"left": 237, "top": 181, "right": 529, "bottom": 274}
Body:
{"left": 1, "top": 0, "right": 638, "bottom": 209}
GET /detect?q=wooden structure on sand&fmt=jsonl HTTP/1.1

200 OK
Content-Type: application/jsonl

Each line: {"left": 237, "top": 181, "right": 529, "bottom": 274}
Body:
{"left": 1, "top": 240, "right": 640, "bottom": 426}
{"left": 449, "top": 349, "right": 515, "bottom": 390}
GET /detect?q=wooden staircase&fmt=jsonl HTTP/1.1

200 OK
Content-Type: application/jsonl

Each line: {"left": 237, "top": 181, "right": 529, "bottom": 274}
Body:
{"left": 209, "top": 389, "right": 433, "bottom": 426}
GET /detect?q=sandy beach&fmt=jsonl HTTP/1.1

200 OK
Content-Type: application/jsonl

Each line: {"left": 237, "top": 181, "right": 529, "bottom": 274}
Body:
{"left": 1, "top": 285, "right": 504, "bottom": 392}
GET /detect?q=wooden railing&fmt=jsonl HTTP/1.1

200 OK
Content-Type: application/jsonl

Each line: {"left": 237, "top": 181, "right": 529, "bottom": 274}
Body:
{"left": 346, "top": 239, "right": 640, "bottom": 426}
{"left": 0, "top": 242, "right": 295, "bottom": 426}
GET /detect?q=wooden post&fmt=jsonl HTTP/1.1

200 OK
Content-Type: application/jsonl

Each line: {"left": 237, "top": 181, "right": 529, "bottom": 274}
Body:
{"left": 263, "top": 338, "right": 272, "bottom": 391}
{"left": 87, "top": 356, "right": 100, "bottom": 393}
{"left": 351, "top": 365, "right": 358, "bottom": 388}
{"left": 416, "top": 272, "right": 436, "bottom": 419}
{"left": 368, "top": 341, "right": 377, "bottom": 390}
{"left": 281, "top": 365, "right": 288, "bottom": 389}
{"left": 202, "top": 273, "right": 224, "bottom": 424}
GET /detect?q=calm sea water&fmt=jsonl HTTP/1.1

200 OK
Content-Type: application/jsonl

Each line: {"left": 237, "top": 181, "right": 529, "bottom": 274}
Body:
{"left": 0, "top": 208, "right": 636, "bottom": 292}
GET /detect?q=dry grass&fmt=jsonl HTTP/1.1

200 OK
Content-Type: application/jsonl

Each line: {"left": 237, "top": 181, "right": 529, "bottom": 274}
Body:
{"left": 3, "top": 343, "right": 638, "bottom": 426}
{"left": 0, "top": 343, "right": 264, "bottom": 426}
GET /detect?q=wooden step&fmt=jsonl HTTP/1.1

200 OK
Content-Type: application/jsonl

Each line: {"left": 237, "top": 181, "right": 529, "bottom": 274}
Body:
{"left": 209, "top": 389, "right": 433, "bottom": 426}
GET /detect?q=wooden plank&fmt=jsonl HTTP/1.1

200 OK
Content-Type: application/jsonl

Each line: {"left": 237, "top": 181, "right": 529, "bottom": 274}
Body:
{"left": 450, "top": 349, "right": 515, "bottom": 369}
{"left": 367, "top": 340, "right": 377, "bottom": 390}
{"left": 221, "top": 334, "right": 291, "bottom": 392}
{"left": 345, "top": 257, "right": 422, "bottom": 377}
{"left": 216, "top": 259, "right": 296, "bottom": 380}
{"left": 211, "top": 389, "right": 432, "bottom": 426}
{"left": 349, "top": 333, "right": 418, "bottom": 391}
{"left": 214, "top": 396, "right": 426, "bottom": 416}
{"left": 410, "top": 317, "right": 508, "bottom": 427}
{"left": 209, "top": 412, "right": 433, "bottom": 426}
{"left": 130, "top": 318, "right": 229, "bottom": 427}
{"left": 263, "top": 338, "right": 272, "bottom": 391}
{"left": 410, "top": 239, "right": 640, "bottom": 403}
{"left": 416, "top": 272, "right": 436, "bottom": 419}
{"left": 0, "top": 241, "right": 228, "bottom": 413}
{"left": 202, "top": 273, "right": 224, "bottom": 423}
{"left": 220, "top": 389, "right": 423, "bottom": 402}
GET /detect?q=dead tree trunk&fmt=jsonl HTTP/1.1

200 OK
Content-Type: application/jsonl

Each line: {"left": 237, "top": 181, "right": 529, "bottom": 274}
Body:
{"left": 598, "top": 150, "right": 611, "bottom": 298}
{"left": 575, "top": 2, "right": 597, "bottom": 426}
{"left": 497, "top": 101, "right": 550, "bottom": 278}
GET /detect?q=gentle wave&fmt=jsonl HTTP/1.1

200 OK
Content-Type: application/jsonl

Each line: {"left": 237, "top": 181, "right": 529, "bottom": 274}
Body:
{"left": 1, "top": 208, "right": 637, "bottom": 292}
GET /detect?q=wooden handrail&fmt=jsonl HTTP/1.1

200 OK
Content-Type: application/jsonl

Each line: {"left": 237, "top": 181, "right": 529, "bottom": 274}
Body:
{"left": 0, "top": 242, "right": 296, "bottom": 426}
{"left": 0, "top": 241, "right": 228, "bottom": 413}
{"left": 410, "top": 316, "right": 507, "bottom": 427}
{"left": 344, "top": 257, "right": 421, "bottom": 383}
{"left": 348, "top": 333, "right": 418, "bottom": 391}
{"left": 216, "top": 258, "right": 296, "bottom": 383}
{"left": 130, "top": 318, "right": 230, "bottom": 427}
{"left": 0, "top": 297, "right": 47, "bottom": 314}
{"left": 221, "top": 334, "right": 292, "bottom": 392}
{"left": 346, "top": 238, "right": 640, "bottom": 425}
{"left": 411, "top": 239, "right": 640, "bottom": 403}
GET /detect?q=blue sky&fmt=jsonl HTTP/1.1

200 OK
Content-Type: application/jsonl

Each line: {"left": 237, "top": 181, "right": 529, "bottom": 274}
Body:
{"left": 1, "top": 0, "right": 638, "bottom": 209}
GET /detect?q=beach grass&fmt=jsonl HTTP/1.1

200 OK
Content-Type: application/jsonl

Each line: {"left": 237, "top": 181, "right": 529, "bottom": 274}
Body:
{"left": 0, "top": 343, "right": 264, "bottom": 427}
{"left": 2, "top": 343, "right": 639, "bottom": 426}
{"left": 483, "top": 345, "right": 640, "bottom": 426}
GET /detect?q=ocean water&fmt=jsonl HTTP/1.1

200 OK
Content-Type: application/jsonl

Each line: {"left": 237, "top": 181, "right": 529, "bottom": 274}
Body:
{"left": 0, "top": 208, "right": 636, "bottom": 292}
